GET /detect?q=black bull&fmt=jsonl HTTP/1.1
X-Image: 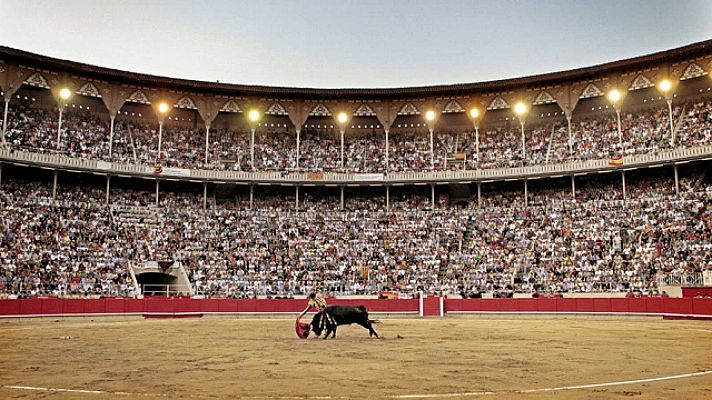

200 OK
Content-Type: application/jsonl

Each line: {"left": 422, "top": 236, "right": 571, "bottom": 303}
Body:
{"left": 310, "top": 305, "right": 379, "bottom": 339}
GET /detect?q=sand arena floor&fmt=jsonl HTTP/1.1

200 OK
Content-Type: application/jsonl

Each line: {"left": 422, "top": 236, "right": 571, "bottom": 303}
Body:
{"left": 0, "top": 317, "right": 711, "bottom": 400}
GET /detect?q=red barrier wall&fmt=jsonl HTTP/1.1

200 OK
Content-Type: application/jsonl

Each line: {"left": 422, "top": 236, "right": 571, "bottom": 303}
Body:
{"left": 444, "top": 297, "right": 712, "bottom": 316}
{"left": 682, "top": 288, "right": 712, "bottom": 298}
{"left": 0, "top": 297, "right": 710, "bottom": 318}
{"left": 0, "top": 297, "right": 420, "bottom": 317}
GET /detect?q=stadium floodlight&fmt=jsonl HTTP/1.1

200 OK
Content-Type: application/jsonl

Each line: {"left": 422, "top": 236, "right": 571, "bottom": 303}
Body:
{"left": 425, "top": 110, "right": 436, "bottom": 121}
{"left": 248, "top": 109, "right": 260, "bottom": 122}
{"left": 59, "top": 88, "right": 72, "bottom": 100}
{"left": 337, "top": 112, "right": 348, "bottom": 124}
{"left": 658, "top": 79, "right": 672, "bottom": 93}
{"left": 607, "top": 89, "right": 623, "bottom": 146}
{"left": 55, "top": 88, "right": 73, "bottom": 150}
{"left": 514, "top": 102, "right": 527, "bottom": 116}
{"left": 657, "top": 79, "right": 676, "bottom": 145}
{"left": 607, "top": 89, "right": 621, "bottom": 104}
{"left": 158, "top": 102, "right": 170, "bottom": 114}
{"left": 469, "top": 107, "right": 480, "bottom": 119}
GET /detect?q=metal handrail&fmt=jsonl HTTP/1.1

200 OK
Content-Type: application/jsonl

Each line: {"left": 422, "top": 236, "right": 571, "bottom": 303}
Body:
{"left": 1, "top": 144, "right": 711, "bottom": 184}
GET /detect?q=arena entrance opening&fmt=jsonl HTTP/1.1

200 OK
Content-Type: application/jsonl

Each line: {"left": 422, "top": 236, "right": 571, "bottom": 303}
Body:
{"left": 131, "top": 261, "right": 194, "bottom": 297}
{"left": 136, "top": 272, "right": 179, "bottom": 296}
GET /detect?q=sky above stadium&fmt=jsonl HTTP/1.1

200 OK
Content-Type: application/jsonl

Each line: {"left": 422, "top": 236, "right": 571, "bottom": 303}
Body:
{"left": 1, "top": 0, "right": 712, "bottom": 89}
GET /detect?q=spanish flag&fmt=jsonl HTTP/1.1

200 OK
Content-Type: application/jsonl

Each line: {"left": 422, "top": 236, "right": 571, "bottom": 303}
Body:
{"left": 608, "top": 155, "right": 624, "bottom": 166}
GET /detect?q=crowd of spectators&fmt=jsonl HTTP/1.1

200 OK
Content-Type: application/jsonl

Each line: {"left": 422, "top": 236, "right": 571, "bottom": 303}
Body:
{"left": 1, "top": 166, "right": 709, "bottom": 299}
{"left": 3, "top": 97, "right": 711, "bottom": 173}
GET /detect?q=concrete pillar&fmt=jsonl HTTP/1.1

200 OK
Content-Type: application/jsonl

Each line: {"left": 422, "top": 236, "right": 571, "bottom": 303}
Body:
{"left": 155, "top": 180, "right": 160, "bottom": 206}
{"left": 566, "top": 114, "right": 573, "bottom": 157}
{"left": 621, "top": 171, "right": 626, "bottom": 200}
{"left": 204, "top": 125, "right": 210, "bottom": 164}
{"left": 474, "top": 125, "right": 480, "bottom": 168}
{"left": 108, "top": 116, "right": 115, "bottom": 159}
{"left": 2, "top": 98, "right": 9, "bottom": 142}
{"left": 385, "top": 129, "right": 390, "bottom": 172}
{"left": 296, "top": 128, "right": 301, "bottom": 169}
{"left": 52, "top": 170, "right": 58, "bottom": 199}
{"left": 249, "top": 185, "right": 254, "bottom": 210}
{"left": 157, "top": 121, "right": 163, "bottom": 161}
{"left": 524, "top": 180, "right": 528, "bottom": 208}
{"left": 203, "top": 182, "right": 208, "bottom": 210}
{"left": 105, "top": 175, "right": 111, "bottom": 206}
{"left": 520, "top": 121, "right": 526, "bottom": 161}
{"left": 674, "top": 164, "right": 679, "bottom": 195}
{"left": 340, "top": 129, "right": 345, "bottom": 169}
{"left": 340, "top": 186, "right": 344, "bottom": 210}
{"left": 477, "top": 182, "right": 481, "bottom": 208}
{"left": 386, "top": 186, "right": 390, "bottom": 210}
{"left": 571, "top": 175, "right": 576, "bottom": 201}
{"left": 56, "top": 108, "right": 64, "bottom": 150}
{"left": 250, "top": 128, "right": 256, "bottom": 170}
{"left": 295, "top": 186, "right": 299, "bottom": 211}
{"left": 431, "top": 184, "right": 436, "bottom": 209}
{"left": 429, "top": 128, "right": 435, "bottom": 169}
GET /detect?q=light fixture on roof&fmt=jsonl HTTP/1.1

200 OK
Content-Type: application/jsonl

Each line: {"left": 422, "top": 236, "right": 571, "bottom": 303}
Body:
{"left": 607, "top": 89, "right": 621, "bottom": 103}
{"left": 425, "top": 110, "right": 436, "bottom": 121}
{"left": 59, "top": 87, "right": 72, "bottom": 100}
{"left": 248, "top": 109, "right": 260, "bottom": 122}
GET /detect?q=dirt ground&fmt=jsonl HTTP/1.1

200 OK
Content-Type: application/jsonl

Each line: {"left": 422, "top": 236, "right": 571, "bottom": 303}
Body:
{"left": 0, "top": 317, "right": 711, "bottom": 400}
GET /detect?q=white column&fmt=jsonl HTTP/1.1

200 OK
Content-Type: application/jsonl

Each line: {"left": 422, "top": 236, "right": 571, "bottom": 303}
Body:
{"left": 204, "top": 125, "right": 210, "bottom": 164}
{"left": 386, "top": 186, "right": 390, "bottom": 210}
{"left": 674, "top": 164, "right": 679, "bottom": 195}
{"left": 340, "top": 186, "right": 344, "bottom": 210}
{"left": 295, "top": 127, "right": 301, "bottom": 169}
{"left": 667, "top": 99, "right": 675, "bottom": 146}
{"left": 385, "top": 128, "right": 390, "bottom": 172}
{"left": 105, "top": 175, "right": 110, "bottom": 206}
{"left": 566, "top": 114, "right": 573, "bottom": 156}
{"left": 2, "top": 98, "right": 9, "bottom": 143}
{"left": 295, "top": 186, "right": 299, "bottom": 211}
{"left": 250, "top": 127, "right": 256, "bottom": 170}
{"left": 621, "top": 171, "right": 626, "bottom": 200}
{"left": 57, "top": 108, "right": 64, "bottom": 150}
{"left": 520, "top": 121, "right": 526, "bottom": 161}
{"left": 340, "top": 128, "right": 345, "bottom": 168}
{"left": 52, "top": 170, "right": 58, "bottom": 200}
{"left": 157, "top": 121, "right": 163, "bottom": 161}
{"left": 615, "top": 109, "right": 622, "bottom": 147}
{"left": 477, "top": 182, "right": 481, "bottom": 208}
{"left": 429, "top": 127, "right": 435, "bottom": 169}
{"left": 431, "top": 184, "right": 435, "bottom": 209}
{"left": 524, "top": 180, "right": 528, "bottom": 208}
{"left": 474, "top": 125, "right": 480, "bottom": 168}
{"left": 203, "top": 182, "right": 208, "bottom": 210}
{"left": 571, "top": 175, "right": 576, "bottom": 201}
{"left": 108, "top": 116, "right": 115, "bottom": 158}
{"left": 155, "top": 180, "right": 160, "bottom": 206}
{"left": 249, "top": 185, "right": 254, "bottom": 210}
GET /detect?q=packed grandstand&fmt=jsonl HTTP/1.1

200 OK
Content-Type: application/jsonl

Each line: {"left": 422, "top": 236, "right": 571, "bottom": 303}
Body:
{"left": 0, "top": 42, "right": 711, "bottom": 299}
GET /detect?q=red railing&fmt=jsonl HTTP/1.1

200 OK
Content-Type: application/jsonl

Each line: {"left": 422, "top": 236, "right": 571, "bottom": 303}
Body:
{"left": 0, "top": 297, "right": 710, "bottom": 318}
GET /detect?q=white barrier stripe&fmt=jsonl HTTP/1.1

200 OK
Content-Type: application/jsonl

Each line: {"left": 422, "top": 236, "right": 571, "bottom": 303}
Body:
{"left": 518, "top": 370, "right": 712, "bottom": 393}
{"left": 6, "top": 371, "right": 712, "bottom": 399}
{"left": 3, "top": 385, "right": 138, "bottom": 396}
{"left": 392, "top": 370, "right": 712, "bottom": 399}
